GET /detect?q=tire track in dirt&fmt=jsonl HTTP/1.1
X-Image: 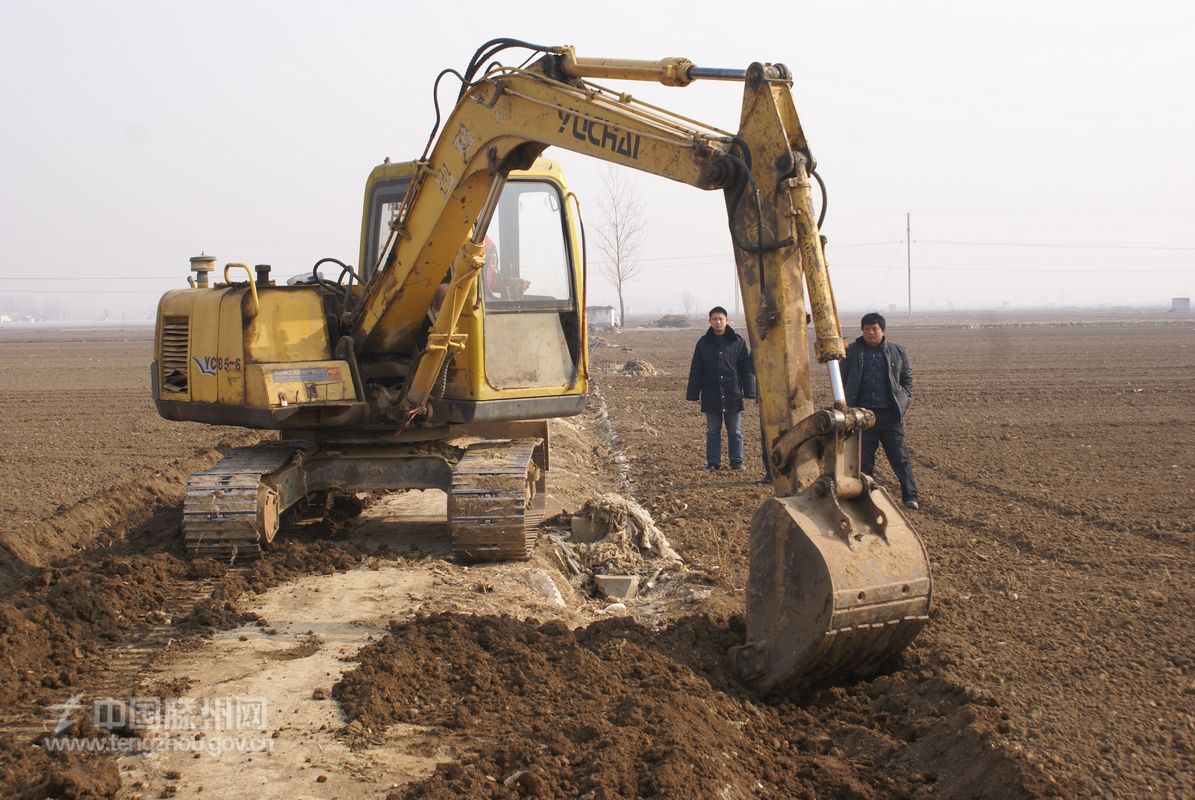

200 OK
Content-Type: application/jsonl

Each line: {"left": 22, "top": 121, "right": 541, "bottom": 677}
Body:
{"left": 588, "top": 381, "right": 636, "bottom": 496}
{"left": 910, "top": 459, "right": 1150, "bottom": 570}
{"left": 913, "top": 448, "right": 1193, "bottom": 545}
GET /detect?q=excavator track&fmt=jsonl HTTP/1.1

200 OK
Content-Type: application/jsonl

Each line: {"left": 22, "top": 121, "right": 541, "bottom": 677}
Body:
{"left": 183, "top": 442, "right": 306, "bottom": 561}
{"left": 448, "top": 439, "right": 545, "bottom": 561}
{"left": 183, "top": 436, "right": 547, "bottom": 563}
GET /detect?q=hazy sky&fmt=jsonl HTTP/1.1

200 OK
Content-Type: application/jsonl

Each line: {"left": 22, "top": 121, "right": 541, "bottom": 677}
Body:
{"left": 1, "top": 0, "right": 1192, "bottom": 320}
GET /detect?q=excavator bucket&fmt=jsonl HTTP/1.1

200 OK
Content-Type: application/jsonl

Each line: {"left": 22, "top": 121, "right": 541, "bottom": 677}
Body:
{"left": 734, "top": 484, "right": 932, "bottom": 691}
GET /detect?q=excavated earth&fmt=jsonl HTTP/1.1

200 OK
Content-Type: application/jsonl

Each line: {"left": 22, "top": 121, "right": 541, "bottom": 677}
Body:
{"left": 0, "top": 319, "right": 1192, "bottom": 799}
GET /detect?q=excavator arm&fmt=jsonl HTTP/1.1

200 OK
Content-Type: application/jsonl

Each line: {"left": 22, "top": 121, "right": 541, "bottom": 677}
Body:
{"left": 351, "top": 43, "right": 931, "bottom": 689}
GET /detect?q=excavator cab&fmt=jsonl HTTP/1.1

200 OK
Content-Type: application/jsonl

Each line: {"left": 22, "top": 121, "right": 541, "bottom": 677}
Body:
{"left": 357, "top": 159, "right": 586, "bottom": 425}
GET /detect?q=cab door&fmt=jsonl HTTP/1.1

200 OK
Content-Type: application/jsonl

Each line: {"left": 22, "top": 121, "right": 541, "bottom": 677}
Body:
{"left": 480, "top": 178, "right": 581, "bottom": 392}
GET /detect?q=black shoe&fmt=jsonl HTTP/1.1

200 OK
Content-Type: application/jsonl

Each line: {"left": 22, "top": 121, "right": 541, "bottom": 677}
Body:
{"left": 704, "top": 465, "right": 721, "bottom": 472}
{"left": 904, "top": 499, "right": 920, "bottom": 510}
{"left": 730, "top": 463, "right": 744, "bottom": 471}
{"left": 755, "top": 476, "right": 773, "bottom": 486}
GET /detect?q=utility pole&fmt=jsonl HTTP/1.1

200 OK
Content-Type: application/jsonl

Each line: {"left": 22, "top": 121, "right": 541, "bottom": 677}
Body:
{"left": 906, "top": 212, "right": 912, "bottom": 317}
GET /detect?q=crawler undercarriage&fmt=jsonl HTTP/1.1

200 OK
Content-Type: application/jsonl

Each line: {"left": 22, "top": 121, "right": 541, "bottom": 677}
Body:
{"left": 182, "top": 422, "right": 547, "bottom": 562}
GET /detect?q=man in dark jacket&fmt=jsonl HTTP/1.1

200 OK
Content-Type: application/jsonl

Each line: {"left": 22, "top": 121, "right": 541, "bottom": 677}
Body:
{"left": 840, "top": 312, "right": 920, "bottom": 509}
{"left": 686, "top": 306, "right": 756, "bottom": 471}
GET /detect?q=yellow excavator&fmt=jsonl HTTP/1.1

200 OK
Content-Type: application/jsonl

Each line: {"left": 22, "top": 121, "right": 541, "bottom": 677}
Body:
{"left": 152, "top": 39, "right": 931, "bottom": 688}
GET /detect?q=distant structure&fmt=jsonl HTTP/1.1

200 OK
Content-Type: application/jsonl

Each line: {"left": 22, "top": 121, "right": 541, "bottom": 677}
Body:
{"left": 587, "top": 305, "right": 618, "bottom": 330}
{"left": 651, "top": 314, "right": 687, "bottom": 328}
{"left": 1171, "top": 297, "right": 1191, "bottom": 314}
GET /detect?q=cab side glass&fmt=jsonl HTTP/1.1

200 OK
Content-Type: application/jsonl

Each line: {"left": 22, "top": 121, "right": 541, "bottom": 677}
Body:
{"left": 482, "top": 181, "right": 573, "bottom": 312}
{"left": 363, "top": 178, "right": 412, "bottom": 281}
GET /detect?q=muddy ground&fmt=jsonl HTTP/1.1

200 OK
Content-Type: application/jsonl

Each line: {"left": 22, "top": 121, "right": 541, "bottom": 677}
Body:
{"left": 0, "top": 318, "right": 1191, "bottom": 799}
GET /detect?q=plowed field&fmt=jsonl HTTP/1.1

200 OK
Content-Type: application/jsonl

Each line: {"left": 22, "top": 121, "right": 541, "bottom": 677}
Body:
{"left": 0, "top": 318, "right": 1191, "bottom": 799}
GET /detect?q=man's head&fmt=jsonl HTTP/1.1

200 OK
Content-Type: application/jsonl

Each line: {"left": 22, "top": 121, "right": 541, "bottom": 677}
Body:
{"left": 861, "top": 312, "right": 886, "bottom": 346}
{"left": 708, "top": 306, "right": 729, "bottom": 335}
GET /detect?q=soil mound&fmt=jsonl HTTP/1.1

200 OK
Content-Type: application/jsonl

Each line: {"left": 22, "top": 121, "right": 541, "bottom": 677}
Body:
{"left": 616, "top": 359, "right": 660, "bottom": 376}
{"left": 335, "top": 613, "right": 1061, "bottom": 800}
{"left": 2, "top": 718, "right": 121, "bottom": 800}
{"left": 651, "top": 314, "right": 688, "bottom": 328}
{"left": 0, "top": 554, "right": 190, "bottom": 708}
{"left": 0, "top": 435, "right": 262, "bottom": 584}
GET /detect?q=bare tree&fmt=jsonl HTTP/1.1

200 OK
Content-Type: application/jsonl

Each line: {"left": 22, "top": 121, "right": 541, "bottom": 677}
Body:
{"left": 680, "top": 291, "right": 697, "bottom": 323}
{"left": 594, "top": 166, "right": 647, "bottom": 328}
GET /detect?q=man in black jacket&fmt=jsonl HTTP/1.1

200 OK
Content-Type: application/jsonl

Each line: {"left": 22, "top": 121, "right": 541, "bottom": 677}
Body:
{"left": 840, "top": 312, "right": 920, "bottom": 509}
{"left": 686, "top": 306, "right": 756, "bottom": 471}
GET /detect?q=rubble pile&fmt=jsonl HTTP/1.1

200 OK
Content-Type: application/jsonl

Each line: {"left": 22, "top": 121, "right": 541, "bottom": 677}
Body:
{"left": 615, "top": 359, "right": 661, "bottom": 376}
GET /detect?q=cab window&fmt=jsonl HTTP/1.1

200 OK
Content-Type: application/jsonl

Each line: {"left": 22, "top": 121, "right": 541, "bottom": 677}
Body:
{"left": 481, "top": 180, "right": 573, "bottom": 312}
{"left": 363, "top": 178, "right": 412, "bottom": 281}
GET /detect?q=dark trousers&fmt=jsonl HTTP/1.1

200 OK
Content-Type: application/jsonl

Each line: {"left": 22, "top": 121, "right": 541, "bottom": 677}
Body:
{"left": 759, "top": 417, "right": 771, "bottom": 478}
{"left": 861, "top": 407, "right": 918, "bottom": 502}
{"left": 705, "top": 410, "right": 743, "bottom": 468}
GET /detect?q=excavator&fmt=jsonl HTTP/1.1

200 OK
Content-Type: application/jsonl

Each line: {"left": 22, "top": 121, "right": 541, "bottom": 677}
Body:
{"left": 152, "top": 39, "right": 931, "bottom": 688}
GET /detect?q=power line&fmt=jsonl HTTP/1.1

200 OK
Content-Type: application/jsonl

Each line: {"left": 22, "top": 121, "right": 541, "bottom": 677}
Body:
{"left": 0, "top": 276, "right": 182, "bottom": 282}
{"left": 863, "top": 239, "right": 901, "bottom": 311}
{"left": 832, "top": 263, "right": 1191, "bottom": 274}
{"left": 10, "top": 236, "right": 1189, "bottom": 278}
{"left": 0, "top": 289, "right": 168, "bottom": 295}
{"left": 824, "top": 240, "right": 906, "bottom": 249}
{"left": 917, "top": 239, "right": 1195, "bottom": 251}
{"left": 914, "top": 241, "right": 955, "bottom": 309}
{"left": 4, "top": 262, "right": 1189, "bottom": 285}
{"left": 4, "top": 248, "right": 1189, "bottom": 284}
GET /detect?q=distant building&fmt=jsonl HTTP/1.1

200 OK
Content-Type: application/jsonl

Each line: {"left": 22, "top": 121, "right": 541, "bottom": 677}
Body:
{"left": 587, "top": 305, "right": 618, "bottom": 330}
{"left": 1171, "top": 297, "right": 1191, "bottom": 314}
{"left": 0, "top": 313, "right": 12, "bottom": 323}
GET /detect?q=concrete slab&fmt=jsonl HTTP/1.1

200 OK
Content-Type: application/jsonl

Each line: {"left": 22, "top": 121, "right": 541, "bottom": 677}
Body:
{"left": 595, "top": 574, "right": 639, "bottom": 600}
